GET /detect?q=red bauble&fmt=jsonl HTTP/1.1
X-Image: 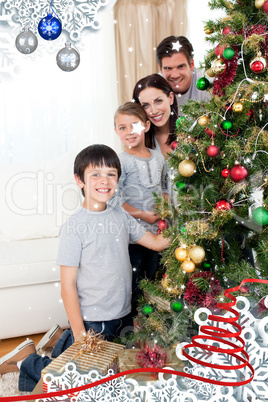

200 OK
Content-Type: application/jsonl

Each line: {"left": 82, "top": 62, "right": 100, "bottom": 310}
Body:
{"left": 250, "top": 60, "right": 265, "bottom": 74}
{"left": 221, "top": 168, "right": 230, "bottom": 178}
{"left": 222, "top": 27, "right": 231, "bottom": 36}
{"left": 171, "top": 141, "right": 179, "bottom": 150}
{"left": 263, "top": 0, "right": 268, "bottom": 13}
{"left": 205, "top": 128, "right": 216, "bottom": 138}
{"left": 215, "top": 44, "right": 226, "bottom": 57}
{"left": 247, "top": 109, "right": 254, "bottom": 118}
{"left": 230, "top": 164, "right": 248, "bottom": 182}
{"left": 215, "top": 199, "right": 232, "bottom": 210}
{"left": 157, "top": 219, "right": 169, "bottom": 231}
{"left": 207, "top": 144, "right": 219, "bottom": 157}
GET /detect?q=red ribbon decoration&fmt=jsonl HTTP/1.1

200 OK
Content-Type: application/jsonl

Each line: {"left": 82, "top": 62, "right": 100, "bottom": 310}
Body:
{"left": 0, "top": 278, "right": 267, "bottom": 401}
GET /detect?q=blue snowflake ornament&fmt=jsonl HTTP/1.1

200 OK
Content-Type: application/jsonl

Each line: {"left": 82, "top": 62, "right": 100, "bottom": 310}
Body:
{"left": 38, "top": 13, "right": 62, "bottom": 40}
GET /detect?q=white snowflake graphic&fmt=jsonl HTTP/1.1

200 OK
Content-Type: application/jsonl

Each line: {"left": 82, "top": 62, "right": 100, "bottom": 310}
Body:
{"left": 3, "top": 0, "right": 110, "bottom": 41}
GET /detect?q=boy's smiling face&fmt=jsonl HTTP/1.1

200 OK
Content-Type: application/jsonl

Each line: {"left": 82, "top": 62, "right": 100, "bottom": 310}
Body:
{"left": 75, "top": 164, "right": 118, "bottom": 211}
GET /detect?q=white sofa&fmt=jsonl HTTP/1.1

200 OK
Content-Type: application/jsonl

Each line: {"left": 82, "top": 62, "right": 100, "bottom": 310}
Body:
{"left": 0, "top": 153, "right": 81, "bottom": 339}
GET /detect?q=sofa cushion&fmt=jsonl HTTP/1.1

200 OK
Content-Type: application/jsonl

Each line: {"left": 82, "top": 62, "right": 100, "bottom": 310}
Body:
{"left": 1, "top": 153, "right": 81, "bottom": 241}
{"left": 0, "top": 238, "right": 60, "bottom": 287}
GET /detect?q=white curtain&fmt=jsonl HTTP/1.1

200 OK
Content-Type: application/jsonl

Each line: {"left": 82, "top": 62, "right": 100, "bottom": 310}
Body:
{"left": 114, "top": 0, "right": 187, "bottom": 105}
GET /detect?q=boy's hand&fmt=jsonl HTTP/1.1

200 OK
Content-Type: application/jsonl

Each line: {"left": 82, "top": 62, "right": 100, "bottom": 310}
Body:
{"left": 136, "top": 230, "right": 169, "bottom": 252}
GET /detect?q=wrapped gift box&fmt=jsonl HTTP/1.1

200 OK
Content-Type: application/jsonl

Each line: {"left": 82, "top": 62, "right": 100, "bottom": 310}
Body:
{"left": 118, "top": 347, "right": 184, "bottom": 383}
{"left": 42, "top": 339, "right": 125, "bottom": 381}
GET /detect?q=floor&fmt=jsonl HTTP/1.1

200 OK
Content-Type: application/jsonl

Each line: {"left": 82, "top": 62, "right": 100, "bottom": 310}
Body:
{"left": 0, "top": 333, "right": 45, "bottom": 357}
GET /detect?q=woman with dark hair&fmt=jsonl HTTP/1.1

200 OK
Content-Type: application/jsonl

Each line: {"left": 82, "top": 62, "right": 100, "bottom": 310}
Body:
{"left": 133, "top": 73, "right": 178, "bottom": 202}
{"left": 132, "top": 73, "right": 178, "bottom": 158}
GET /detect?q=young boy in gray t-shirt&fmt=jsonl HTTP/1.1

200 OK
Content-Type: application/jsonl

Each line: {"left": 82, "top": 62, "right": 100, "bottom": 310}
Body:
{"left": 58, "top": 144, "right": 169, "bottom": 341}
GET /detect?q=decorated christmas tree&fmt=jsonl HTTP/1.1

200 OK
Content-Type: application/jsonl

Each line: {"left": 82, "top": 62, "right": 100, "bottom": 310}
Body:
{"left": 133, "top": 0, "right": 268, "bottom": 348}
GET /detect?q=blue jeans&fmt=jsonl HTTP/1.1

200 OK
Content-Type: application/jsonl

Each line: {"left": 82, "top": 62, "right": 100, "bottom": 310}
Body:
{"left": 129, "top": 244, "right": 160, "bottom": 317}
{"left": 19, "top": 314, "right": 133, "bottom": 392}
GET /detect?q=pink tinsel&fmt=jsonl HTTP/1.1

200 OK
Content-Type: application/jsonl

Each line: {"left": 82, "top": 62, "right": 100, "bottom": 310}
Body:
{"left": 184, "top": 272, "right": 222, "bottom": 308}
{"left": 136, "top": 344, "right": 167, "bottom": 369}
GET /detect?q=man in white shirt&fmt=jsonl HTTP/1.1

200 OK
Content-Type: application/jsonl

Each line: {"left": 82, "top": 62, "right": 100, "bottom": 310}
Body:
{"left": 156, "top": 35, "right": 210, "bottom": 107}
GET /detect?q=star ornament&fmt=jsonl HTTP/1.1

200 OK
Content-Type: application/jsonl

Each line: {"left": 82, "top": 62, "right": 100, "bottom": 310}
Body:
{"left": 132, "top": 121, "right": 145, "bottom": 135}
{"left": 172, "top": 41, "right": 182, "bottom": 52}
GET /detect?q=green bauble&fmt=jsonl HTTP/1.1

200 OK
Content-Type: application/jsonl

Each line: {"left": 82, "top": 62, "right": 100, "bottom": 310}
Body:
{"left": 141, "top": 304, "right": 154, "bottom": 316}
{"left": 223, "top": 47, "right": 235, "bottom": 60}
{"left": 196, "top": 77, "right": 210, "bottom": 91}
{"left": 176, "top": 116, "right": 186, "bottom": 128}
{"left": 170, "top": 299, "right": 183, "bottom": 313}
{"left": 252, "top": 207, "right": 268, "bottom": 225}
{"left": 221, "top": 120, "right": 233, "bottom": 130}
{"left": 176, "top": 181, "right": 187, "bottom": 191}
{"left": 203, "top": 262, "right": 211, "bottom": 269}
{"left": 180, "top": 225, "right": 186, "bottom": 233}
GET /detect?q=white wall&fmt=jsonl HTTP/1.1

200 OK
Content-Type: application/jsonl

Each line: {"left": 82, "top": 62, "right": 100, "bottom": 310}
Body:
{"left": 186, "top": 0, "right": 226, "bottom": 67}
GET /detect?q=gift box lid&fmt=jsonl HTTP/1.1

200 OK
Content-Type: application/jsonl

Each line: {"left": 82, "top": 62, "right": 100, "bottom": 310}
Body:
{"left": 42, "top": 340, "right": 125, "bottom": 377}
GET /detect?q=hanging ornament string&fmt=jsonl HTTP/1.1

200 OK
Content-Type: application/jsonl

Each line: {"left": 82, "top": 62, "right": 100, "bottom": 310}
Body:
{"left": 217, "top": 123, "right": 240, "bottom": 138}
{"left": 253, "top": 121, "right": 268, "bottom": 159}
{"left": 49, "top": 0, "right": 61, "bottom": 21}
{"left": 2, "top": 278, "right": 268, "bottom": 402}
{"left": 223, "top": 78, "right": 248, "bottom": 119}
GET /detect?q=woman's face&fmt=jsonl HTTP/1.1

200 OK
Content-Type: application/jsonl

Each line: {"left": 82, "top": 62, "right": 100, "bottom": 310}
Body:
{"left": 138, "top": 87, "right": 174, "bottom": 128}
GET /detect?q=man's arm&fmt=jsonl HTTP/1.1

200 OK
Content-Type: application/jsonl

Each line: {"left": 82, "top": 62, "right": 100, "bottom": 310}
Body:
{"left": 60, "top": 265, "right": 85, "bottom": 340}
{"left": 136, "top": 230, "right": 169, "bottom": 252}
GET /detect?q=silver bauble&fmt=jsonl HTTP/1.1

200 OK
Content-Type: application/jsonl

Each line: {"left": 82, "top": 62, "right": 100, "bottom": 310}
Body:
{"left": 15, "top": 27, "right": 38, "bottom": 54}
{"left": 56, "top": 43, "right": 80, "bottom": 72}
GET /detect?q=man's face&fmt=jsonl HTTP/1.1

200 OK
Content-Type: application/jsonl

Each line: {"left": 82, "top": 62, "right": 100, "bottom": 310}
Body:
{"left": 160, "top": 52, "right": 194, "bottom": 95}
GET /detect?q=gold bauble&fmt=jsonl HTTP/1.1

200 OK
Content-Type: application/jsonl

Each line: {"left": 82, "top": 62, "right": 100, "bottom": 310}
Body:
{"left": 181, "top": 259, "right": 195, "bottom": 273}
{"left": 206, "top": 68, "right": 216, "bottom": 78}
{"left": 178, "top": 159, "right": 196, "bottom": 177}
{"left": 255, "top": 0, "right": 265, "bottom": 8}
{"left": 175, "top": 247, "right": 188, "bottom": 262}
{"left": 211, "top": 58, "right": 226, "bottom": 75}
{"left": 198, "top": 115, "right": 210, "bottom": 126}
{"left": 189, "top": 245, "right": 206, "bottom": 264}
{"left": 204, "top": 28, "right": 213, "bottom": 35}
{"left": 232, "top": 101, "right": 244, "bottom": 113}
